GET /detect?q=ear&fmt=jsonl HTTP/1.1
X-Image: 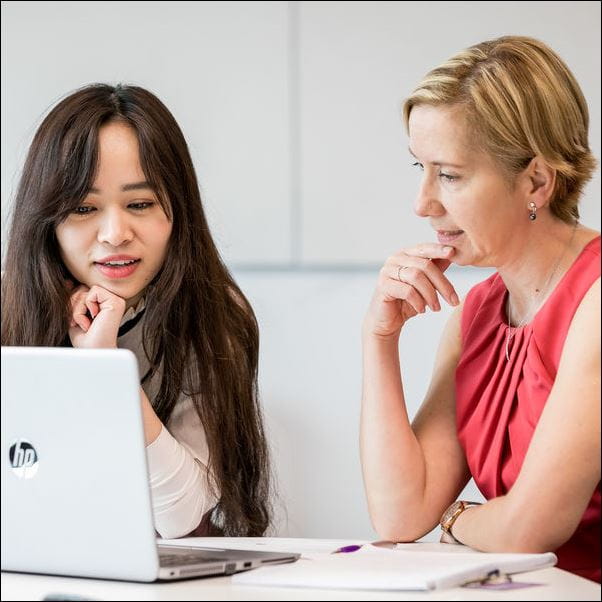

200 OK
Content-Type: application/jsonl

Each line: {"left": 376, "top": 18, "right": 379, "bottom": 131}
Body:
{"left": 520, "top": 156, "right": 556, "bottom": 209}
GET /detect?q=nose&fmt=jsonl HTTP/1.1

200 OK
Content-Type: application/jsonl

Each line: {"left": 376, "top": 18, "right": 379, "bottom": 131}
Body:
{"left": 97, "top": 208, "right": 134, "bottom": 247}
{"left": 413, "top": 174, "right": 444, "bottom": 218}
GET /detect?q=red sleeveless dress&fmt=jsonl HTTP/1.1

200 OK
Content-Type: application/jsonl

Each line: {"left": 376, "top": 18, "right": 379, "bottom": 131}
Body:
{"left": 456, "top": 236, "right": 601, "bottom": 582}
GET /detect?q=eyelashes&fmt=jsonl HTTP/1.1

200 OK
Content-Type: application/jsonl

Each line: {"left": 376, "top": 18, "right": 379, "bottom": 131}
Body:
{"left": 411, "top": 162, "right": 459, "bottom": 183}
{"left": 72, "top": 206, "right": 95, "bottom": 215}
{"left": 127, "top": 201, "right": 155, "bottom": 210}
{"left": 71, "top": 201, "right": 155, "bottom": 215}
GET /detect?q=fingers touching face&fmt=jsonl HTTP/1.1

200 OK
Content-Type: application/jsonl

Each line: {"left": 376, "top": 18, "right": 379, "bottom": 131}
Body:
{"left": 384, "top": 245, "right": 459, "bottom": 313}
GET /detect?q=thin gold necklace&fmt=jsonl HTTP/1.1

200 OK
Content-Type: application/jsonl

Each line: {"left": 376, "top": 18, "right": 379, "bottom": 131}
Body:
{"left": 505, "top": 222, "right": 578, "bottom": 361}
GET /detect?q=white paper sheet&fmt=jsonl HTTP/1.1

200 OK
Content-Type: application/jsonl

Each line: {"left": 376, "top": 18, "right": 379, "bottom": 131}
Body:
{"left": 232, "top": 545, "right": 557, "bottom": 591}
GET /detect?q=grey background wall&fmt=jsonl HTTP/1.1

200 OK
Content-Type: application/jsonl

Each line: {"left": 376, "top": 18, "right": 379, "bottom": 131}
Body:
{"left": 2, "top": 1, "right": 600, "bottom": 539}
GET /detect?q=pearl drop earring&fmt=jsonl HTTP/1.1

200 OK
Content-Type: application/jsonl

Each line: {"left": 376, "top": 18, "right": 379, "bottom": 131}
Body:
{"left": 528, "top": 202, "right": 537, "bottom": 221}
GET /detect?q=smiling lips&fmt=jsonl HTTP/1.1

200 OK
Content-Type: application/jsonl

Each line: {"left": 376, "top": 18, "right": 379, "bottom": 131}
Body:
{"left": 436, "top": 230, "right": 464, "bottom": 244}
{"left": 94, "top": 255, "right": 141, "bottom": 279}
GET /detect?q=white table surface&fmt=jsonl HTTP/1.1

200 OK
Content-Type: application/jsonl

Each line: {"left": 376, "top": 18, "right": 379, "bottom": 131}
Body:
{"left": 2, "top": 538, "right": 600, "bottom": 601}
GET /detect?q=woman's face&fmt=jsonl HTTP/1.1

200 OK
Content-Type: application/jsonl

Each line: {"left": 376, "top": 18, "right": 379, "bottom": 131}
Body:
{"left": 55, "top": 121, "right": 172, "bottom": 307}
{"left": 408, "top": 104, "right": 529, "bottom": 267}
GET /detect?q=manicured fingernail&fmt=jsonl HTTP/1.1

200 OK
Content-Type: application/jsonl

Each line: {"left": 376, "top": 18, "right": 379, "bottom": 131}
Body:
{"left": 451, "top": 292, "right": 460, "bottom": 305}
{"left": 443, "top": 246, "right": 453, "bottom": 254}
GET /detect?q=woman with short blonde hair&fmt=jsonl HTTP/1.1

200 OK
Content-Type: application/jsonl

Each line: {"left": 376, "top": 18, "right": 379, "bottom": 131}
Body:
{"left": 361, "top": 36, "right": 600, "bottom": 582}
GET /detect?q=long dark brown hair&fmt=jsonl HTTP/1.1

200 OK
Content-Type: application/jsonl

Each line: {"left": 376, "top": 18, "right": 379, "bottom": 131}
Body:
{"left": 1, "top": 83, "right": 271, "bottom": 536}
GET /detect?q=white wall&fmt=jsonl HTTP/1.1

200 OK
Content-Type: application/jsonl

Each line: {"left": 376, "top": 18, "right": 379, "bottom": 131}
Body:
{"left": 2, "top": 1, "right": 600, "bottom": 539}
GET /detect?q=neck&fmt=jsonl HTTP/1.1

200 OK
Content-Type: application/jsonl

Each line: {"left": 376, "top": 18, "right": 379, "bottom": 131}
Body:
{"left": 499, "top": 219, "right": 580, "bottom": 324}
{"left": 126, "top": 290, "right": 145, "bottom": 311}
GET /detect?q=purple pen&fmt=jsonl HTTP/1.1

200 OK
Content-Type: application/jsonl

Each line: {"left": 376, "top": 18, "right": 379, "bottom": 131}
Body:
{"left": 332, "top": 541, "right": 396, "bottom": 554}
{"left": 332, "top": 544, "right": 362, "bottom": 554}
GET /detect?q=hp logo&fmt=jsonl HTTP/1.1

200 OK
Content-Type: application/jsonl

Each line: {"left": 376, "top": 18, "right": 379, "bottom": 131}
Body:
{"left": 9, "top": 439, "right": 39, "bottom": 479}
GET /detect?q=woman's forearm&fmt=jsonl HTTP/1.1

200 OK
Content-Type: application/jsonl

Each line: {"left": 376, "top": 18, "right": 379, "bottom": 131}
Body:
{"left": 450, "top": 495, "right": 555, "bottom": 553}
{"left": 360, "top": 332, "right": 430, "bottom": 540}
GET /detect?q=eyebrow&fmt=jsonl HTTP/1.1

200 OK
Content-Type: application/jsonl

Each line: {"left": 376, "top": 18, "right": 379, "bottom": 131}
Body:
{"left": 87, "top": 181, "right": 155, "bottom": 194}
{"left": 408, "top": 147, "right": 465, "bottom": 169}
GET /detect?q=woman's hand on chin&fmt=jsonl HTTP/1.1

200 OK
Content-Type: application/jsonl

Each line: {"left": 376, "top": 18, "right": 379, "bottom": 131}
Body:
{"left": 363, "top": 243, "right": 458, "bottom": 340}
{"left": 68, "top": 284, "right": 126, "bottom": 349}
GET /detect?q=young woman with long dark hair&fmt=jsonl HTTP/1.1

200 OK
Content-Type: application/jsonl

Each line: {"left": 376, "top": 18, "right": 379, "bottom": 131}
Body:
{"left": 1, "top": 83, "right": 271, "bottom": 539}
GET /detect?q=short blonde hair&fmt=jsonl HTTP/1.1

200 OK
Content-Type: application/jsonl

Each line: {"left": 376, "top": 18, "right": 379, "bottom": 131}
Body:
{"left": 403, "top": 36, "right": 597, "bottom": 222}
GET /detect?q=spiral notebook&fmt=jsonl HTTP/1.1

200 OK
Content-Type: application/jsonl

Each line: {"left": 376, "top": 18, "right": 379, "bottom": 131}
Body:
{"left": 232, "top": 543, "right": 557, "bottom": 591}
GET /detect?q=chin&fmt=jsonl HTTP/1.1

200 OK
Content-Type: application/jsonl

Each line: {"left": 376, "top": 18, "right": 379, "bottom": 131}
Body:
{"left": 449, "top": 246, "right": 479, "bottom": 268}
{"left": 91, "top": 279, "right": 142, "bottom": 300}
{"left": 109, "top": 284, "right": 144, "bottom": 300}
{"left": 446, "top": 250, "right": 465, "bottom": 267}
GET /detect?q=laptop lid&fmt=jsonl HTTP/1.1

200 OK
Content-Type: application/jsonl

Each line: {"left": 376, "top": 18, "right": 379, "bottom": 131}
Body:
{"left": 1, "top": 346, "right": 160, "bottom": 581}
{"left": 1, "top": 346, "right": 299, "bottom": 582}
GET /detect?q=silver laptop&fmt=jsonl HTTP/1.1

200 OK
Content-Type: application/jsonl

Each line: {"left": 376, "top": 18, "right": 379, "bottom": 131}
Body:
{"left": 1, "top": 346, "right": 299, "bottom": 581}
